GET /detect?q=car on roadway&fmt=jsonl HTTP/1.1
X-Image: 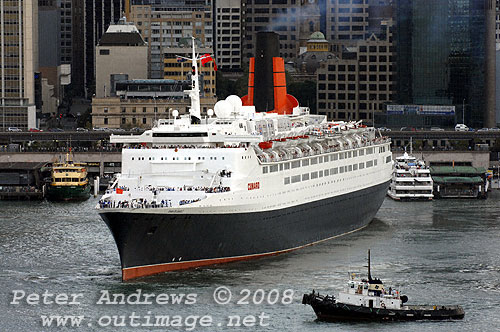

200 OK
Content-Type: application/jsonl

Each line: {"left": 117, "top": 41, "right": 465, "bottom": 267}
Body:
{"left": 49, "top": 128, "right": 64, "bottom": 132}
{"left": 7, "top": 127, "right": 22, "bottom": 132}
{"left": 76, "top": 127, "right": 88, "bottom": 132}
{"left": 378, "top": 127, "right": 391, "bottom": 132}
{"left": 430, "top": 127, "right": 445, "bottom": 131}
{"left": 28, "top": 128, "right": 42, "bottom": 132}
{"left": 455, "top": 124, "right": 469, "bottom": 132}
{"left": 477, "top": 128, "right": 489, "bottom": 132}
{"left": 489, "top": 127, "right": 500, "bottom": 132}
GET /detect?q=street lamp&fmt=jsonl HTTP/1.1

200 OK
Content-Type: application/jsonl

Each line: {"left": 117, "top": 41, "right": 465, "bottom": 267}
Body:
{"left": 462, "top": 98, "right": 465, "bottom": 125}
{"left": 153, "top": 93, "right": 158, "bottom": 125}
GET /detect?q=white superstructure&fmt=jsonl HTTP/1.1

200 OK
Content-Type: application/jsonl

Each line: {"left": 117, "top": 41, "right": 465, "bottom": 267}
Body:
{"left": 99, "top": 111, "right": 392, "bottom": 214}
{"left": 387, "top": 152, "right": 433, "bottom": 200}
{"left": 338, "top": 275, "right": 404, "bottom": 310}
{"left": 97, "top": 39, "right": 392, "bottom": 215}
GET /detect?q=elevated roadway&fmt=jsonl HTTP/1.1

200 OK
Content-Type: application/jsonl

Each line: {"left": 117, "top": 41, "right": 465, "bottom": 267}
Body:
{"left": 1, "top": 130, "right": 500, "bottom": 144}
{"left": 384, "top": 130, "right": 500, "bottom": 140}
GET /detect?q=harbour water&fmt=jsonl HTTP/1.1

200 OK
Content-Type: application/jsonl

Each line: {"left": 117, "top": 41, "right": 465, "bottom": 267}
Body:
{"left": 1, "top": 193, "right": 499, "bottom": 331}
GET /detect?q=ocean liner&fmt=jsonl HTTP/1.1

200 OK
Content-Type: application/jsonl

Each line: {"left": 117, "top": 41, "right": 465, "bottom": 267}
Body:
{"left": 97, "top": 32, "right": 393, "bottom": 280}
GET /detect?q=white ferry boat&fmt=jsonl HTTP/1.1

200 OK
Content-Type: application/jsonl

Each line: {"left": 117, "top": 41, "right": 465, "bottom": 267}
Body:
{"left": 96, "top": 33, "right": 393, "bottom": 280}
{"left": 387, "top": 152, "right": 433, "bottom": 200}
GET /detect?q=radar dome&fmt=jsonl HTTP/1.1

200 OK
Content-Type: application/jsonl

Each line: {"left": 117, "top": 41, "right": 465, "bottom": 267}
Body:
{"left": 172, "top": 110, "right": 179, "bottom": 118}
{"left": 214, "top": 100, "right": 233, "bottom": 118}
{"left": 226, "top": 95, "right": 243, "bottom": 111}
{"left": 207, "top": 109, "right": 214, "bottom": 117}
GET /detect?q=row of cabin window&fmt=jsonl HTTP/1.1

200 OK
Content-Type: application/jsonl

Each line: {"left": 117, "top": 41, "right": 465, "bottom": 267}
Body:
{"left": 283, "top": 159, "right": 378, "bottom": 185}
{"left": 54, "top": 178, "right": 82, "bottom": 182}
{"left": 131, "top": 156, "right": 225, "bottom": 161}
{"left": 262, "top": 147, "right": 376, "bottom": 174}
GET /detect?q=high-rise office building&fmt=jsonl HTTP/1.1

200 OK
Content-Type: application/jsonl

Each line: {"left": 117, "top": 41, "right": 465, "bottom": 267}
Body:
{"left": 214, "top": 0, "right": 242, "bottom": 70}
{"left": 367, "top": 0, "right": 393, "bottom": 35}
{"left": 326, "top": 0, "right": 368, "bottom": 43}
{"left": 47, "top": 0, "right": 125, "bottom": 98}
{"left": 0, "top": 0, "right": 38, "bottom": 130}
{"left": 496, "top": 0, "right": 500, "bottom": 43}
{"left": 84, "top": 0, "right": 125, "bottom": 96}
{"left": 395, "top": 0, "right": 496, "bottom": 128}
{"left": 243, "top": 0, "right": 302, "bottom": 62}
{"left": 59, "top": 0, "right": 72, "bottom": 65}
{"left": 38, "top": 0, "right": 62, "bottom": 116}
{"left": 128, "top": 0, "right": 213, "bottom": 79}
{"left": 317, "top": 20, "right": 395, "bottom": 121}
{"left": 243, "top": 0, "right": 326, "bottom": 63}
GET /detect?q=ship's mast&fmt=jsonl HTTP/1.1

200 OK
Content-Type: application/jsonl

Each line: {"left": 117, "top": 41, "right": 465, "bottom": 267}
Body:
{"left": 185, "top": 36, "right": 201, "bottom": 123}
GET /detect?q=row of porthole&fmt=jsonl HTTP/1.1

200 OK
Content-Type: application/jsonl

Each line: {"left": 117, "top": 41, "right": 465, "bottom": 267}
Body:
{"left": 131, "top": 156, "right": 226, "bottom": 161}
{"left": 283, "top": 160, "right": 378, "bottom": 185}
{"left": 257, "top": 170, "right": 379, "bottom": 203}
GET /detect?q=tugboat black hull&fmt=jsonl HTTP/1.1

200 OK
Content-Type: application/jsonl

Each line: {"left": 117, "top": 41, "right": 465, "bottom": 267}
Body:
{"left": 302, "top": 293, "right": 465, "bottom": 321}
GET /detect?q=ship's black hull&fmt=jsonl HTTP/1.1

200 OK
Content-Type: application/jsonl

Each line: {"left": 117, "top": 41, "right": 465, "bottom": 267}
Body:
{"left": 99, "top": 181, "right": 389, "bottom": 280}
{"left": 302, "top": 293, "right": 465, "bottom": 321}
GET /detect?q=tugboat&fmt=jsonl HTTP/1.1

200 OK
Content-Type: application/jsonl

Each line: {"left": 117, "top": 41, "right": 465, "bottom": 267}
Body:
{"left": 302, "top": 250, "right": 464, "bottom": 321}
{"left": 46, "top": 150, "right": 91, "bottom": 201}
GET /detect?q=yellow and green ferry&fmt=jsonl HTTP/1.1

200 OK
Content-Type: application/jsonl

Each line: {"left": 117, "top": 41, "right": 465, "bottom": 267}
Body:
{"left": 46, "top": 153, "right": 91, "bottom": 201}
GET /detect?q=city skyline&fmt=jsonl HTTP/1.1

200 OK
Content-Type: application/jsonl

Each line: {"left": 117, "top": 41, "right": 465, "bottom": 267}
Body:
{"left": 0, "top": 0, "right": 498, "bottom": 131}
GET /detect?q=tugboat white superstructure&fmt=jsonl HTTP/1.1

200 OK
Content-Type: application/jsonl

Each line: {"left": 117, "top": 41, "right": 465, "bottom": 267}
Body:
{"left": 96, "top": 33, "right": 392, "bottom": 280}
{"left": 387, "top": 152, "right": 433, "bottom": 200}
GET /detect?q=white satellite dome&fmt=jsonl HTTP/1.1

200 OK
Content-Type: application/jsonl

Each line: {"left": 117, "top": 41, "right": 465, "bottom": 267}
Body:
{"left": 225, "top": 95, "right": 243, "bottom": 111}
{"left": 214, "top": 100, "right": 233, "bottom": 118}
{"left": 207, "top": 108, "right": 214, "bottom": 117}
{"left": 172, "top": 110, "right": 179, "bottom": 118}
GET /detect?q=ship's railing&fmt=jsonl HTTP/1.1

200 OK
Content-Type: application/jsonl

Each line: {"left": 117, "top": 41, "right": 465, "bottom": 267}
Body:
{"left": 123, "top": 143, "right": 246, "bottom": 150}
{"left": 106, "top": 185, "right": 230, "bottom": 195}
{"left": 99, "top": 185, "right": 231, "bottom": 209}
{"left": 98, "top": 198, "right": 204, "bottom": 209}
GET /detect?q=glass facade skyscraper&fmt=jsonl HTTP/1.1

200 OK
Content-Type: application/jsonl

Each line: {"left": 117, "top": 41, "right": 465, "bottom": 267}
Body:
{"left": 395, "top": 0, "right": 496, "bottom": 128}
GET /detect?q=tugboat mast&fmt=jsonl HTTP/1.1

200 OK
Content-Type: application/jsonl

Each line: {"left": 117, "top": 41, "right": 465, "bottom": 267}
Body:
{"left": 367, "top": 249, "right": 372, "bottom": 282}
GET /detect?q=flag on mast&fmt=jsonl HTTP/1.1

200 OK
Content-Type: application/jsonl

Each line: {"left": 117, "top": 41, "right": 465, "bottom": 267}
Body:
{"left": 201, "top": 54, "right": 217, "bottom": 71}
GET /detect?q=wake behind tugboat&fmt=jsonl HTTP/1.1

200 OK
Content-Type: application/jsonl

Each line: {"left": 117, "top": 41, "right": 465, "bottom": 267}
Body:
{"left": 302, "top": 250, "right": 465, "bottom": 321}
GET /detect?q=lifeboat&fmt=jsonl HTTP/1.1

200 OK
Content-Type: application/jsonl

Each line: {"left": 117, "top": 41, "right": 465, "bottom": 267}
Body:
{"left": 258, "top": 141, "right": 273, "bottom": 150}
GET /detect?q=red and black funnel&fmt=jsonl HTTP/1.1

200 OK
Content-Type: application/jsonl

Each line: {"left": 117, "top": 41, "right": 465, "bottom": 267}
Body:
{"left": 242, "top": 31, "right": 298, "bottom": 114}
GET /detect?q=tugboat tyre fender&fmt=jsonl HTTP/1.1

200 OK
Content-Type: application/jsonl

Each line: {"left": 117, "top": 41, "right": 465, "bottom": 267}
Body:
{"left": 400, "top": 295, "right": 408, "bottom": 304}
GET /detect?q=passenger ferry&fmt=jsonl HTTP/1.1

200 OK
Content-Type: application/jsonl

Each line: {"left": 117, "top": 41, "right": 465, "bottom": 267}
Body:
{"left": 96, "top": 33, "right": 393, "bottom": 280}
{"left": 387, "top": 152, "right": 433, "bottom": 200}
{"left": 46, "top": 151, "right": 91, "bottom": 201}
